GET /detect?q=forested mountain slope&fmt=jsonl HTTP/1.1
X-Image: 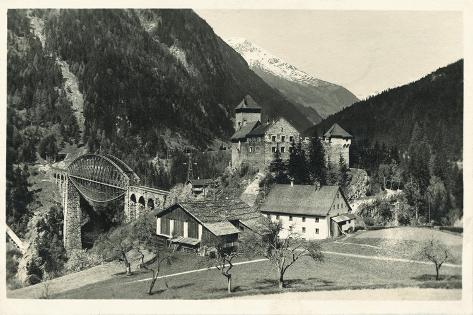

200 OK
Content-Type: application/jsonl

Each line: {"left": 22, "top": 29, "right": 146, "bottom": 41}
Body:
{"left": 307, "top": 60, "right": 463, "bottom": 161}
{"left": 39, "top": 9, "right": 312, "bottom": 154}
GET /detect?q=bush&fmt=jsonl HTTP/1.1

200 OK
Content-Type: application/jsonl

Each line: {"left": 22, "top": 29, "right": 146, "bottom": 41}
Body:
{"left": 65, "top": 249, "right": 103, "bottom": 272}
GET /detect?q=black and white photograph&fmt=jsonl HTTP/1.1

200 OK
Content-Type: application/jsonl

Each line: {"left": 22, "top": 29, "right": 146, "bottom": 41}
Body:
{"left": 2, "top": 1, "right": 472, "bottom": 314}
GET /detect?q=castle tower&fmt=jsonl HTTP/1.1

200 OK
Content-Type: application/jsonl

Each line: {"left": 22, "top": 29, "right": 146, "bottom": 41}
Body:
{"left": 323, "top": 123, "right": 352, "bottom": 167}
{"left": 234, "top": 95, "right": 262, "bottom": 130}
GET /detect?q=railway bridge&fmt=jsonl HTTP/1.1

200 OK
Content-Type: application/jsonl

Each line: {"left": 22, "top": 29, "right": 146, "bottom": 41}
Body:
{"left": 52, "top": 154, "right": 169, "bottom": 251}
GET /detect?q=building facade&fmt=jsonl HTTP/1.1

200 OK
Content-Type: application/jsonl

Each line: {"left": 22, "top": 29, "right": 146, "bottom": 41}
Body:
{"left": 231, "top": 95, "right": 300, "bottom": 171}
{"left": 259, "top": 184, "right": 356, "bottom": 240}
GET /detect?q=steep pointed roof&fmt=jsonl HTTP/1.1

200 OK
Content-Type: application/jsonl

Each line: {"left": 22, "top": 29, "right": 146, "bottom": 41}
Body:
{"left": 235, "top": 95, "right": 261, "bottom": 110}
{"left": 324, "top": 123, "right": 353, "bottom": 139}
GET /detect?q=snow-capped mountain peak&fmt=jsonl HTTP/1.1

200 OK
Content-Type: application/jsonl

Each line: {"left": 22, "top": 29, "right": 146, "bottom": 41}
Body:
{"left": 226, "top": 38, "right": 327, "bottom": 88}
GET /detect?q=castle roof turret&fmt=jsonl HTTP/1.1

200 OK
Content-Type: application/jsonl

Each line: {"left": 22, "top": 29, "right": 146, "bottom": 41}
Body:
{"left": 324, "top": 123, "right": 352, "bottom": 139}
{"left": 235, "top": 95, "right": 261, "bottom": 111}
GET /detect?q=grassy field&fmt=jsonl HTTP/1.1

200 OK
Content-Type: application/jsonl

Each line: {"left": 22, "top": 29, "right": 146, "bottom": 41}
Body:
{"left": 48, "top": 228, "right": 462, "bottom": 299}
{"left": 10, "top": 227, "right": 462, "bottom": 300}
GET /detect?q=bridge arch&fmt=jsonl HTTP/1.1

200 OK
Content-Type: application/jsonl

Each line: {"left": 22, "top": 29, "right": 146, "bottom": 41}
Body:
{"left": 147, "top": 198, "right": 155, "bottom": 210}
{"left": 138, "top": 196, "right": 146, "bottom": 207}
{"left": 130, "top": 194, "right": 136, "bottom": 203}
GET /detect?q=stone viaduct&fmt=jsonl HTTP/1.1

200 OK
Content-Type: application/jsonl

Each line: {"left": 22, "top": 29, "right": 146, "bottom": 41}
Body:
{"left": 51, "top": 154, "right": 169, "bottom": 251}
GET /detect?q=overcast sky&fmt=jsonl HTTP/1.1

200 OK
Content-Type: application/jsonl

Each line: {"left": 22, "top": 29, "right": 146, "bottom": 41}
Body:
{"left": 196, "top": 10, "right": 462, "bottom": 99}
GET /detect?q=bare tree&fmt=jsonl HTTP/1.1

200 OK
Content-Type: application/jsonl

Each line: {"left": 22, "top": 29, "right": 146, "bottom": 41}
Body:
{"left": 205, "top": 242, "right": 241, "bottom": 294}
{"left": 248, "top": 221, "right": 323, "bottom": 289}
{"left": 415, "top": 237, "right": 452, "bottom": 280}
{"left": 134, "top": 214, "right": 177, "bottom": 295}
{"left": 138, "top": 247, "right": 175, "bottom": 295}
{"left": 94, "top": 226, "right": 136, "bottom": 275}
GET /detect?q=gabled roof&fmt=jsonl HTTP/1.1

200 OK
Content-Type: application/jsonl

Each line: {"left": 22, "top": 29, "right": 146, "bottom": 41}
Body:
{"left": 247, "top": 122, "right": 272, "bottom": 137}
{"left": 235, "top": 95, "right": 261, "bottom": 110}
{"left": 324, "top": 123, "right": 353, "bottom": 139}
{"left": 155, "top": 199, "right": 264, "bottom": 236}
{"left": 230, "top": 120, "right": 260, "bottom": 141}
{"left": 259, "top": 184, "right": 341, "bottom": 216}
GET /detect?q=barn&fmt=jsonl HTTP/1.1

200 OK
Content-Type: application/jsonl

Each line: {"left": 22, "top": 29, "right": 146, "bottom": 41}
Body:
{"left": 155, "top": 199, "right": 267, "bottom": 254}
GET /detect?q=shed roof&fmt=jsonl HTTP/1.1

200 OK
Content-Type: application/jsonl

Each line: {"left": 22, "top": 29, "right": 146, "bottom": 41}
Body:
{"left": 205, "top": 221, "right": 241, "bottom": 236}
{"left": 187, "top": 178, "right": 215, "bottom": 187}
{"left": 259, "top": 184, "right": 341, "bottom": 216}
{"left": 324, "top": 123, "right": 353, "bottom": 139}
{"left": 331, "top": 214, "right": 355, "bottom": 223}
{"left": 235, "top": 95, "right": 261, "bottom": 110}
{"left": 230, "top": 121, "right": 260, "bottom": 141}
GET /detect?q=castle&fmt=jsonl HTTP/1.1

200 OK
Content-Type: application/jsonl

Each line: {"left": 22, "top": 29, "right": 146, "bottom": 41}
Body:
{"left": 230, "top": 95, "right": 352, "bottom": 171}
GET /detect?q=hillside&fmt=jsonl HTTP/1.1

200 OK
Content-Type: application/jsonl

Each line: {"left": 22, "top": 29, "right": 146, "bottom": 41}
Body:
{"left": 227, "top": 38, "right": 359, "bottom": 122}
{"left": 306, "top": 60, "right": 463, "bottom": 161}
{"left": 39, "top": 9, "right": 312, "bottom": 153}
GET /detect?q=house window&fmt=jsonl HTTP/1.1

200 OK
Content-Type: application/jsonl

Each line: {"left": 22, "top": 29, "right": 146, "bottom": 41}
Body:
{"left": 315, "top": 228, "right": 319, "bottom": 234}
{"left": 281, "top": 136, "right": 286, "bottom": 142}
{"left": 280, "top": 147, "right": 285, "bottom": 153}
{"left": 272, "top": 147, "right": 277, "bottom": 153}
{"left": 276, "top": 215, "right": 280, "bottom": 220}
{"left": 302, "top": 217, "right": 306, "bottom": 222}
{"left": 315, "top": 217, "right": 319, "bottom": 223}
{"left": 289, "top": 147, "right": 293, "bottom": 153}
{"left": 249, "top": 146, "right": 254, "bottom": 153}
{"left": 272, "top": 135, "right": 276, "bottom": 142}
{"left": 289, "top": 226, "right": 293, "bottom": 232}
{"left": 302, "top": 227, "right": 306, "bottom": 233}
{"left": 289, "top": 136, "right": 294, "bottom": 142}
{"left": 289, "top": 216, "right": 293, "bottom": 221}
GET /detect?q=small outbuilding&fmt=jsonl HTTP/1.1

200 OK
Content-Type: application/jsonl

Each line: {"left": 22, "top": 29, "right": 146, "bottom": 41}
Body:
{"left": 186, "top": 178, "right": 215, "bottom": 198}
{"left": 259, "top": 184, "right": 355, "bottom": 239}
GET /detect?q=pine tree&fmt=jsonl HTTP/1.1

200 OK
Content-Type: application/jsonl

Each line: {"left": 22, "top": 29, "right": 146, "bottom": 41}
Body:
{"left": 338, "top": 154, "right": 350, "bottom": 192}
{"left": 270, "top": 149, "right": 288, "bottom": 184}
{"left": 307, "top": 133, "right": 327, "bottom": 185}
{"left": 407, "top": 123, "right": 431, "bottom": 195}
{"left": 288, "top": 140, "right": 309, "bottom": 184}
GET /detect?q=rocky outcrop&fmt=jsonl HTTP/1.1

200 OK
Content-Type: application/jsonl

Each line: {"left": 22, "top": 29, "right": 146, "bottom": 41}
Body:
{"left": 345, "top": 168, "right": 369, "bottom": 201}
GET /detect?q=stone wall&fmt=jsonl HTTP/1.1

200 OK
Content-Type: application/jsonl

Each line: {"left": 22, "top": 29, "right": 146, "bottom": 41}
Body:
{"left": 233, "top": 118, "right": 300, "bottom": 171}
{"left": 323, "top": 137, "right": 351, "bottom": 168}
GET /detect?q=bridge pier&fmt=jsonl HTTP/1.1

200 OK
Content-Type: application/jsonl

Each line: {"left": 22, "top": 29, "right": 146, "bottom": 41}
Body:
{"left": 63, "top": 179, "right": 82, "bottom": 251}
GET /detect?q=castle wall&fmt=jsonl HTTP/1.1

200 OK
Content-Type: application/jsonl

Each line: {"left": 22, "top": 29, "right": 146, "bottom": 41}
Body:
{"left": 235, "top": 118, "right": 300, "bottom": 171}
{"left": 323, "top": 137, "right": 351, "bottom": 168}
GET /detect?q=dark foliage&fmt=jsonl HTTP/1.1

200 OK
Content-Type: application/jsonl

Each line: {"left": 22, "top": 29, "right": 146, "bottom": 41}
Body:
{"left": 309, "top": 60, "right": 463, "bottom": 161}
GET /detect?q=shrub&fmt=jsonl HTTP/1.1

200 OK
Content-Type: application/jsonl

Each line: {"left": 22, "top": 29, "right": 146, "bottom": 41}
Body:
{"left": 65, "top": 249, "right": 103, "bottom": 272}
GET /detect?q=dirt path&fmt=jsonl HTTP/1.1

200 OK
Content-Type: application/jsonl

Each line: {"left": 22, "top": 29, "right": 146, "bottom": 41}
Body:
{"left": 229, "top": 288, "right": 462, "bottom": 300}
